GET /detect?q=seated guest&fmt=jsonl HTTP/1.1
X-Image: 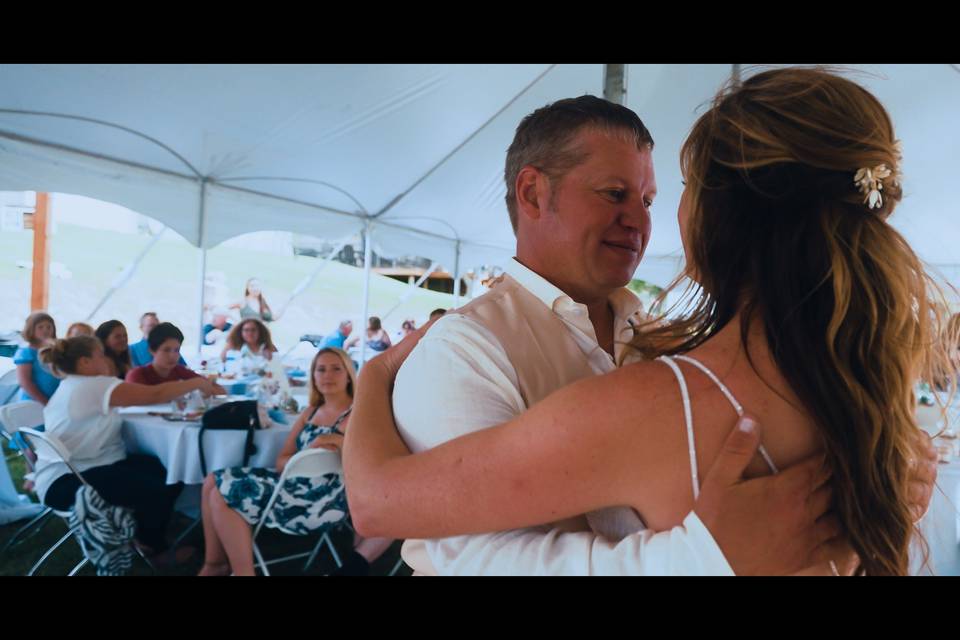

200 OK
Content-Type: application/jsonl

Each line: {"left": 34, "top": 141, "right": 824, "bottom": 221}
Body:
{"left": 398, "top": 319, "right": 417, "bottom": 342}
{"left": 428, "top": 308, "right": 447, "bottom": 321}
{"left": 202, "top": 309, "right": 233, "bottom": 346}
{"left": 344, "top": 316, "right": 392, "bottom": 356}
{"left": 126, "top": 323, "right": 200, "bottom": 385}
{"left": 198, "top": 347, "right": 392, "bottom": 576}
{"left": 34, "top": 336, "right": 224, "bottom": 562}
{"left": 130, "top": 312, "right": 186, "bottom": 368}
{"left": 320, "top": 320, "right": 353, "bottom": 350}
{"left": 14, "top": 312, "right": 60, "bottom": 406}
{"left": 94, "top": 320, "right": 132, "bottom": 380}
{"left": 219, "top": 318, "right": 278, "bottom": 363}
{"left": 65, "top": 322, "right": 95, "bottom": 338}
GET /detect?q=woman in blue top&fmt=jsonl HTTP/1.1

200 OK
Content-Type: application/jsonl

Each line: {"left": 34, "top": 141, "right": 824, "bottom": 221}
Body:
{"left": 14, "top": 312, "right": 60, "bottom": 405}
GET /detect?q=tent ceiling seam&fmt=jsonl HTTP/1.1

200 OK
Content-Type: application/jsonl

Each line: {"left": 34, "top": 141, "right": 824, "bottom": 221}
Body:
{"left": 372, "top": 64, "right": 558, "bottom": 220}
{"left": 0, "top": 109, "right": 203, "bottom": 177}
{"left": 0, "top": 126, "right": 513, "bottom": 255}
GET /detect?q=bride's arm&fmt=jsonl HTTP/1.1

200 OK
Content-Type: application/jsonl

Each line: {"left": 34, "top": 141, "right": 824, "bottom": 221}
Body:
{"left": 344, "top": 339, "right": 662, "bottom": 539}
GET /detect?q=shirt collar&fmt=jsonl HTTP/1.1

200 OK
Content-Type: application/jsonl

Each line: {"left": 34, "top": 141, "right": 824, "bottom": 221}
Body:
{"left": 502, "top": 258, "right": 644, "bottom": 323}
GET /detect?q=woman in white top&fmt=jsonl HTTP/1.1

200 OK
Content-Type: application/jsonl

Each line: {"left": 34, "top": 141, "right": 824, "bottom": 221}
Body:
{"left": 229, "top": 278, "right": 277, "bottom": 323}
{"left": 343, "top": 68, "right": 952, "bottom": 575}
{"left": 36, "top": 336, "right": 225, "bottom": 558}
{"left": 219, "top": 318, "right": 278, "bottom": 365}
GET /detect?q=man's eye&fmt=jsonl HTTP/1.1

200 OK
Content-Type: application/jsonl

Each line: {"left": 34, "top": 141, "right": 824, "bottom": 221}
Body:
{"left": 644, "top": 199, "right": 653, "bottom": 209}
{"left": 605, "top": 189, "right": 626, "bottom": 202}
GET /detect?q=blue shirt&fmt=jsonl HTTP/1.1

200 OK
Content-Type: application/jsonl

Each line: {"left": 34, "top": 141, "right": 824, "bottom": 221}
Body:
{"left": 13, "top": 346, "right": 61, "bottom": 401}
{"left": 319, "top": 329, "right": 347, "bottom": 350}
{"left": 129, "top": 339, "right": 187, "bottom": 368}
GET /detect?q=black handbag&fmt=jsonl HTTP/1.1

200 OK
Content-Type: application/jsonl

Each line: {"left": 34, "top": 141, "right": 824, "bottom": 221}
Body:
{"left": 198, "top": 400, "right": 263, "bottom": 477}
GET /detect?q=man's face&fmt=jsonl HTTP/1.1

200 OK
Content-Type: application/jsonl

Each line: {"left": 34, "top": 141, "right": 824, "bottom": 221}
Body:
{"left": 140, "top": 315, "right": 159, "bottom": 338}
{"left": 152, "top": 338, "right": 182, "bottom": 370}
{"left": 341, "top": 323, "right": 353, "bottom": 337}
{"left": 528, "top": 129, "right": 656, "bottom": 299}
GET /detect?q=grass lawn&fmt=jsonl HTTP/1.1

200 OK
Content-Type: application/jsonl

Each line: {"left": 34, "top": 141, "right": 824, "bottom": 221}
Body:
{"left": 0, "top": 223, "right": 457, "bottom": 352}
{"left": 0, "top": 454, "right": 410, "bottom": 577}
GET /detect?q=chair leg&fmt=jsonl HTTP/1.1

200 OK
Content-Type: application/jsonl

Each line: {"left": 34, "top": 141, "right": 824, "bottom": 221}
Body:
{"left": 131, "top": 543, "right": 157, "bottom": 574}
{"left": 27, "top": 527, "right": 76, "bottom": 576}
{"left": 171, "top": 516, "right": 201, "bottom": 549}
{"left": 0, "top": 507, "right": 53, "bottom": 556}
{"left": 253, "top": 542, "right": 270, "bottom": 576}
{"left": 325, "top": 533, "right": 342, "bottom": 568}
{"left": 302, "top": 535, "right": 326, "bottom": 571}
{"left": 67, "top": 557, "right": 89, "bottom": 576}
{"left": 388, "top": 557, "right": 406, "bottom": 576}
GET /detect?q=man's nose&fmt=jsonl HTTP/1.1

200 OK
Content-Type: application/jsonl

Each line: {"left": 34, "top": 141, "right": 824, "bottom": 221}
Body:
{"left": 620, "top": 200, "right": 650, "bottom": 230}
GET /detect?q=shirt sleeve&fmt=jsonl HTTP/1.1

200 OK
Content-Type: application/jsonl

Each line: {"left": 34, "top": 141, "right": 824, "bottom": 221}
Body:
{"left": 426, "top": 513, "right": 734, "bottom": 576}
{"left": 392, "top": 314, "right": 524, "bottom": 452}
{"left": 69, "top": 375, "right": 123, "bottom": 421}
{"left": 13, "top": 347, "right": 35, "bottom": 365}
{"left": 394, "top": 315, "right": 734, "bottom": 576}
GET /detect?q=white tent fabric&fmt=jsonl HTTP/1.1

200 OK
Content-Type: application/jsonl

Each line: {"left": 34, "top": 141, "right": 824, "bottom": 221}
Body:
{"left": 625, "top": 64, "right": 960, "bottom": 286}
{"left": 0, "top": 64, "right": 957, "bottom": 286}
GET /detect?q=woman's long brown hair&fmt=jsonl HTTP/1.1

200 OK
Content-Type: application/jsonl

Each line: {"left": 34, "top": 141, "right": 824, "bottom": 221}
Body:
{"left": 631, "top": 67, "right": 957, "bottom": 575}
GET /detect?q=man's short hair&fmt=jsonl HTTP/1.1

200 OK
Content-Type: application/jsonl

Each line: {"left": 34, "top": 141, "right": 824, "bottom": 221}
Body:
{"left": 504, "top": 95, "right": 654, "bottom": 233}
{"left": 140, "top": 311, "right": 159, "bottom": 325}
{"left": 339, "top": 320, "right": 352, "bottom": 330}
{"left": 148, "top": 322, "right": 184, "bottom": 352}
{"left": 429, "top": 308, "right": 447, "bottom": 319}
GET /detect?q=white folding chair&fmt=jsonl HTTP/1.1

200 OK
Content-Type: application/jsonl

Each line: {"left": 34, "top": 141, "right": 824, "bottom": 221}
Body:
{"left": 251, "top": 448, "right": 347, "bottom": 576}
{"left": 18, "top": 428, "right": 154, "bottom": 576}
{"left": 0, "top": 401, "right": 55, "bottom": 555}
{"left": 0, "top": 369, "right": 20, "bottom": 407}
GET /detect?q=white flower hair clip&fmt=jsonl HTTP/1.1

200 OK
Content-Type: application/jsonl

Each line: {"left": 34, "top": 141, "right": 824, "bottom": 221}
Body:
{"left": 854, "top": 140, "right": 903, "bottom": 210}
{"left": 854, "top": 165, "right": 891, "bottom": 209}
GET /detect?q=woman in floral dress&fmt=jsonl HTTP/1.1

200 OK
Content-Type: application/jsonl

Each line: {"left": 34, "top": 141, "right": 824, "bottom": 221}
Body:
{"left": 198, "top": 347, "right": 363, "bottom": 576}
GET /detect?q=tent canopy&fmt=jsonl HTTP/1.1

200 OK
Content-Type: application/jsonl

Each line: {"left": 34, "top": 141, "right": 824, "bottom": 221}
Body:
{"left": 1, "top": 64, "right": 957, "bottom": 285}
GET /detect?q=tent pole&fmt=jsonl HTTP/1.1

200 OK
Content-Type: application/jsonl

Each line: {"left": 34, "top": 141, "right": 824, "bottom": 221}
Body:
{"left": 196, "top": 179, "right": 208, "bottom": 358}
{"left": 85, "top": 225, "right": 167, "bottom": 322}
{"left": 30, "top": 192, "right": 50, "bottom": 312}
{"left": 380, "top": 261, "right": 440, "bottom": 322}
{"left": 276, "top": 237, "right": 350, "bottom": 319}
{"left": 359, "top": 220, "right": 373, "bottom": 366}
{"left": 603, "top": 64, "right": 627, "bottom": 105}
{"left": 452, "top": 240, "right": 462, "bottom": 309}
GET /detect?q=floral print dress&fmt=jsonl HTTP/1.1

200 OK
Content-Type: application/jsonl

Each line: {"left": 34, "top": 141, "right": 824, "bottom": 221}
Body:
{"left": 213, "top": 407, "right": 351, "bottom": 535}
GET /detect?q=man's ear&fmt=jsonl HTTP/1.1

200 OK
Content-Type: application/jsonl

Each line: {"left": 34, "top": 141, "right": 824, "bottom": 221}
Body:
{"left": 516, "top": 166, "right": 547, "bottom": 223}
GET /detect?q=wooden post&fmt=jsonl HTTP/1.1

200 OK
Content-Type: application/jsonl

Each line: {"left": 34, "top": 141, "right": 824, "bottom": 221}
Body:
{"left": 30, "top": 192, "right": 50, "bottom": 311}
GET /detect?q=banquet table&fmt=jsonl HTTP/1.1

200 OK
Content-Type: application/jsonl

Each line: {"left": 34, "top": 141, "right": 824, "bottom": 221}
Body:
{"left": 120, "top": 405, "right": 294, "bottom": 486}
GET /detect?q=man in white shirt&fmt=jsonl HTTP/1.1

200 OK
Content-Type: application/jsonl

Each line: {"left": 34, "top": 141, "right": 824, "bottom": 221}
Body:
{"left": 377, "top": 96, "right": 931, "bottom": 575}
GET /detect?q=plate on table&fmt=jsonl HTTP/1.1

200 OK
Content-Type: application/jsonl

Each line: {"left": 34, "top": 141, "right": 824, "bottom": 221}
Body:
{"left": 159, "top": 411, "right": 203, "bottom": 422}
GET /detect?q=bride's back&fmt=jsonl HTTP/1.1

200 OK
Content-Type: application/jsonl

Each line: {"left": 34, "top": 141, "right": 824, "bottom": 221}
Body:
{"left": 617, "top": 67, "right": 956, "bottom": 575}
{"left": 621, "top": 321, "right": 821, "bottom": 531}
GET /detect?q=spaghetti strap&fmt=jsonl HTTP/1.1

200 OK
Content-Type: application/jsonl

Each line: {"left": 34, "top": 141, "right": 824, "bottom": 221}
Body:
{"left": 658, "top": 356, "right": 701, "bottom": 500}
{"left": 672, "top": 355, "right": 779, "bottom": 474}
{"left": 330, "top": 406, "right": 353, "bottom": 435}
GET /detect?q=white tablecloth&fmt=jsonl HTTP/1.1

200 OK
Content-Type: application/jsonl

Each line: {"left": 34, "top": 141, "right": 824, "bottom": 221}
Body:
{"left": 120, "top": 406, "right": 293, "bottom": 485}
